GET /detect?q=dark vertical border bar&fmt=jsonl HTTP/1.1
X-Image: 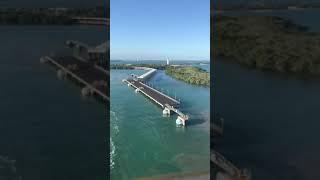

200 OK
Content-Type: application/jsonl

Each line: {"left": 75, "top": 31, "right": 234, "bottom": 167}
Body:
{"left": 106, "top": 0, "right": 111, "bottom": 177}
{"left": 211, "top": 0, "right": 218, "bottom": 178}
{"left": 210, "top": 0, "right": 214, "bottom": 178}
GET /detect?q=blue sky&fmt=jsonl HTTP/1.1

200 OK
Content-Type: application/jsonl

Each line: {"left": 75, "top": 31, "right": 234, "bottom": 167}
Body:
{"left": 111, "top": 0, "right": 210, "bottom": 61}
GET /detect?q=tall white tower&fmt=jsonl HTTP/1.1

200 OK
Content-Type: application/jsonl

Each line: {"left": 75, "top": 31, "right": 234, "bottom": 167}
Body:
{"left": 166, "top": 57, "right": 170, "bottom": 65}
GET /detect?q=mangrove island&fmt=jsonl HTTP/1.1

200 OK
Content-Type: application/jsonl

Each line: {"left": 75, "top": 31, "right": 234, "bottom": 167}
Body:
{"left": 214, "top": 15, "right": 320, "bottom": 75}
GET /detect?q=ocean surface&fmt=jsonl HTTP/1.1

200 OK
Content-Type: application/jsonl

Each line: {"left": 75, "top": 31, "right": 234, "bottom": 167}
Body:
{"left": 0, "top": 25, "right": 108, "bottom": 180}
{"left": 214, "top": 9, "right": 320, "bottom": 180}
{"left": 110, "top": 63, "right": 210, "bottom": 179}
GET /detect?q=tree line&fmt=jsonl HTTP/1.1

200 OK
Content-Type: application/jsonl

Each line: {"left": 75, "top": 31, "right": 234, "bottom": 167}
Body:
{"left": 165, "top": 66, "right": 210, "bottom": 87}
{"left": 214, "top": 15, "right": 320, "bottom": 75}
{"left": 0, "top": 7, "right": 107, "bottom": 25}
{"left": 111, "top": 64, "right": 210, "bottom": 87}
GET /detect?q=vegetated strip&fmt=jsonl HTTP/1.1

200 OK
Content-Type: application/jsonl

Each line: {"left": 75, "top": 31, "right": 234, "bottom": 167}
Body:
{"left": 214, "top": 15, "right": 320, "bottom": 75}
{"left": 0, "top": 7, "right": 107, "bottom": 25}
{"left": 111, "top": 64, "right": 210, "bottom": 87}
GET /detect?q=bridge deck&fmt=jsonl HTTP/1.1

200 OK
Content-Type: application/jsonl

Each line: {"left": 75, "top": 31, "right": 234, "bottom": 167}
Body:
{"left": 127, "top": 79, "right": 180, "bottom": 108}
{"left": 45, "top": 56, "right": 109, "bottom": 101}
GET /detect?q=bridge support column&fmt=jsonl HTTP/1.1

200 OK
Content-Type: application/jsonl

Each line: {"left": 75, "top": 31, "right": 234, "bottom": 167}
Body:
{"left": 81, "top": 86, "right": 93, "bottom": 97}
{"left": 40, "top": 57, "right": 48, "bottom": 64}
{"left": 57, "top": 69, "right": 66, "bottom": 79}
{"left": 176, "top": 116, "right": 187, "bottom": 126}
{"left": 135, "top": 88, "right": 141, "bottom": 93}
{"left": 162, "top": 107, "right": 171, "bottom": 116}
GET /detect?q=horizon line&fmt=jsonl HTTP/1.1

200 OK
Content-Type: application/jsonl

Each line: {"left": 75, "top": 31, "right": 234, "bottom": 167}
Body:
{"left": 110, "top": 59, "right": 210, "bottom": 61}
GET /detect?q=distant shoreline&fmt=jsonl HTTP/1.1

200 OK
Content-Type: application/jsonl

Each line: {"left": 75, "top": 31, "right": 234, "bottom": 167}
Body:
{"left": 214, "top": 4, "right": 320, "bottom": 13}
{"left": 111, "top": 64, "right": 210, "bottom": 87}
{"left": 215, "top": 7, "right": 320, "bottom": 15}
{"left": 110, "top": 60, "right": 209, "bottom": 62}
{"left": 0, "top": 7, "right": 107, "bottom": 25}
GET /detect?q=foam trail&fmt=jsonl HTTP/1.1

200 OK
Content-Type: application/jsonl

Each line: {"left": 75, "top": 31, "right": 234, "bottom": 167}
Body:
{"left": 110, "top": 137, "right": 115, "bottom": 169}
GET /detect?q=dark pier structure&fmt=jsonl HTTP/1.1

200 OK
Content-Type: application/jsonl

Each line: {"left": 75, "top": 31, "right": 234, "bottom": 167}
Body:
{"left": 41, "top": 40, "right": 109, "bottom": 102}
{"left": 211, "top": 151, "right": 251, "bottom": 180}
{"left": 40, "top": 14, "right": 109, "bottom": 101}
{"left": 41, "top": 56, "right": 109, "bottom": 101}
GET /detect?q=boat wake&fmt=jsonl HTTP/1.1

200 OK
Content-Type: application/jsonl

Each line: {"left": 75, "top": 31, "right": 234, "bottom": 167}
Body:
{"left": 110, "top": 110, "right": 120, "bottom": 170}
{"left": 110, "top": 138, "right": 116, "bottom": 170}
{"left": 111, "top": 110, "right": 120, "bottom": 134}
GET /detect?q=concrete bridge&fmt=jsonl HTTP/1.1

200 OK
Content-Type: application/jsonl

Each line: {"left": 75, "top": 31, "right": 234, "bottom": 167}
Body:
{"left": 136, "top": 68, "right": 157, "bottom": 81}
{"left": 122, "top": 68, "right": 189, "bottom": 126}
{"left": 130, "top": 67, "right": 157, "bottom": 81}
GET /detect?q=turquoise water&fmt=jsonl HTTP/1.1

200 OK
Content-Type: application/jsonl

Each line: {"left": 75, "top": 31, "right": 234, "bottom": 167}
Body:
{"left": 110, "top": 67, "right": 210, "bottom": 179}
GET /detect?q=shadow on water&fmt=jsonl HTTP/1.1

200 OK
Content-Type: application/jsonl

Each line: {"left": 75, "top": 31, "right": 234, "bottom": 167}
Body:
{"left": 183, "top": 105, "right": 209, "bottom": 127}
{"left": 187, "top": 118, "right": 207, "bottom": 126}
